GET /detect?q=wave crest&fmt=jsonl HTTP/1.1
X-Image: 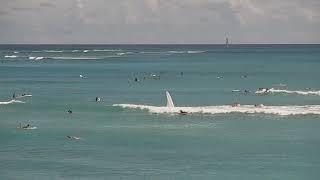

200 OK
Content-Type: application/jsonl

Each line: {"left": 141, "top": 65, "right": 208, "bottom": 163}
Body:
{"left": 0, "top": 100, "right": 25, "bottom": 105}
{"left": 113, "top": 104, "right": 320, "bottom": 116}
{"left": 269, "top": 89, "right": 320, "bottom": 96}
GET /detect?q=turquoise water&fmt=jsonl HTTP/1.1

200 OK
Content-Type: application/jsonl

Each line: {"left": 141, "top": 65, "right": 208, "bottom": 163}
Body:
{"left": 0, "top": 44, "right": 320, "bottom": 179}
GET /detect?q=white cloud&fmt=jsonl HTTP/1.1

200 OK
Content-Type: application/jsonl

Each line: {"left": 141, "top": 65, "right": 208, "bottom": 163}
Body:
{"left": 0, "top": 0, "right": 319, "bottom": 43}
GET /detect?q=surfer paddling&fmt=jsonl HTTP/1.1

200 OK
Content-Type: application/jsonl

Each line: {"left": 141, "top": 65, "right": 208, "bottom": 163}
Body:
{"left": 179, "top": 110, "right": 188, "bottom": 115}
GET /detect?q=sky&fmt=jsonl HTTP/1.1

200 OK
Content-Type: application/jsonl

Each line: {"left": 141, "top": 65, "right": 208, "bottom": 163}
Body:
{"left": 0, "top": 0, "right": 319, "bottom": 44}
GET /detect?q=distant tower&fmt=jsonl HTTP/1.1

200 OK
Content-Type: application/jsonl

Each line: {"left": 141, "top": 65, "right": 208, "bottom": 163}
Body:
{"left": 225, "top": 37, "right": 229, "bottom": 48}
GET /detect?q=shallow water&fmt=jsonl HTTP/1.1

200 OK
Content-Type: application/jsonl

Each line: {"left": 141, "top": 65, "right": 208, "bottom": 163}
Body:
{"left": 1, "top": 44, "right": 320, "bottom": 179}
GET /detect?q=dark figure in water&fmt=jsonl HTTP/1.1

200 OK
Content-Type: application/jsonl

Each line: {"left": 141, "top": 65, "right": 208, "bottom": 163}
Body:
{"left": 244, "top": 90, "right": 250, "bottom": 94}
{"left": 179, "top": 110, "right": 188, "bottom": 115}
{"left": 67, "top": 109, "right": 73, "bottom": 114}
{"left": 180, "top": 72, "right": 184, "bottom": 76}
{"left": 134, "top": 77, "right": 138, "bottom": 82}
{"left": 12, "top": 93, "right": 16, "bottom": 99}
{"left": 22, "top": 124, "right": 30, "bottom": 128}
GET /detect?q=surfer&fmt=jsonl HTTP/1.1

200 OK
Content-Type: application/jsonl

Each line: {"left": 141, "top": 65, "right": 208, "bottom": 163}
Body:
{"left": 254, "top": 104, "right": 264, "bottom": 108}
{"left": 12, "top": 92, "right": 16, "bottom": 99}
{"left": 66, "top": 136, "right": 80, "bottom": 140}
{"left": 67, "top": 109, "right": 73, "bottom": 114}
{"left": 179, "top": 110, "right": 188, "bottom": 115}
{"left": 256, "top": 88, "right": 270, "bottom": 94}
{"left": 95, "top": 97, "right": 101, "bottom": 102}
{"left": 241, "top": 74, "right": 248, "bottom": 78}
{"left": 134, "top": 77, "right": 138, "bottom": 82}
{"left": 231, "top": 103, "right": 241, "bottom": 107}
{"left": 22, "top": 124, "right": 31, "bottom": 129}
{"left": 244, "top": 90, "right": 250, "bottom": 94}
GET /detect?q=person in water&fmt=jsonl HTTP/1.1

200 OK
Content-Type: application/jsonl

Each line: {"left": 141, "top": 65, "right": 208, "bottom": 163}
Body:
{"left": 22, "top": 124, "right": 31, "bottom": 128}
{"left": 67, "top": 109, "right": 73, "bottom": 114}
{"left": 12, "top": 93, "right": 16, "bottom": 99}
{"left": 66, "top": 136, "right": 80, "bottom": 140}
{"left": 231, "top": 103, "right": 241, "bottom": 107}
{"left": 95, "top": 97, "right": 101, "bottom": 102}
{"left": 179, "top": 110, "right": 188, "bottom": 115}
{"left": 254, "top": 104, "right": 264, "bottom": 108}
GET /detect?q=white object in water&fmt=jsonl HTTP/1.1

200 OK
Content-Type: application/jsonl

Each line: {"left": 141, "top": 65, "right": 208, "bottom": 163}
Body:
{"left": 80, "top": 74, "right": 86, "bottom": 78}
{"left": 19, "top": 126, "right": 37, "bottom": 130}
{"left": 16, "top": 94, "right": 32, "bottom": 99}
{"left": 67, "top": 136, "right": 81, "bottom": 140}
{"left": 255, "top": 88, "right": 272, "bottom": 94}
{"left": 5, "top": 55, "right": 17, "bottom": 58}
{"left": 166, "top": 91, "right": 175, "bottom": 108}
{"left": 35, "top": 57, "right": 44, "bottom": 60}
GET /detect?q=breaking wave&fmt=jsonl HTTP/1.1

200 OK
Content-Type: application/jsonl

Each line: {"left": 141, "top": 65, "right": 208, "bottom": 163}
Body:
{"left": 0, "top": 100, "right": 25, "bottom": 105}
{"left": 29, "top": 56, "right": 45, "bottom": 60}
{"left": 269, "top": 89, "right": 320, "bottom": 96}
{"left": 187, "top": 50, "right": 206, "bottom": 54}
{"left": 4, "top": 55, "right": 18, "bottom": 58}
{"left": 49, "top": 57, "right": 102, "bottom": 60}
{"left": 256, "top": 88, "right": 320, "bottom": 96}
{"left": 44, "top": 50, "right": 63, "bottom": 53}
{"left": 113, "top": 104, "right": 320, "bottom": 116}
{"left": 93, "top": 49, "right": 122, "bottom": 52}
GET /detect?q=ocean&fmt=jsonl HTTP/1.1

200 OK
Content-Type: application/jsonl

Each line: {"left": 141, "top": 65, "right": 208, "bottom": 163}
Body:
{"left": 0, "top": 44, "right": 320, "bottom": 179}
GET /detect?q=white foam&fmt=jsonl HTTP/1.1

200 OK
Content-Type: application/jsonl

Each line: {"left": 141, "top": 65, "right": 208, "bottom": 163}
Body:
{"left": 16, "top": 94, "right": 32, "bottom": 99}
{"left": 35, "top": 57, "right": 44, "bottom": 60}
{"left": 256, "top": 88, "right": 320, "bottom": 96}
{"left": 93, "top": 49, "right": 121, "bottom": 52}
{"left": 0, "top": 99, "right": 25, "bottom": 105}
{"left": 117, "top": 52, "right": 133, "bottom": 56}
{"left": 187, "top": 50, "right": 206, "bottom": 54}
{"left": 113, "top": 104, "right": 320, "bottom": 116}
{"left": 23, "top": 127, "right": 37, "bottom": 130}
{"left": 269, "top": 89, "right": 320, "bottom": 96}
{"left": 5, "top": 55, "right": 17, "bottom": 58}
{"left": 167, "top": 51, "right": 186, "bottom": 54}
{"left": 50, "top": 57, "right": 101, "bottom": 60}
{"left": 44, "top": 50, "right": 63, "bottom": 53}
{"left": 29, "top": 56, "right": 44, "bottom": 60}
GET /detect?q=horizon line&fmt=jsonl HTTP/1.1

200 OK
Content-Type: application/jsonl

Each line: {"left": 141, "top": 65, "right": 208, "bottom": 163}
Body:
{"left": 0, "top": 43, "right": 319, "bottom": 45}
